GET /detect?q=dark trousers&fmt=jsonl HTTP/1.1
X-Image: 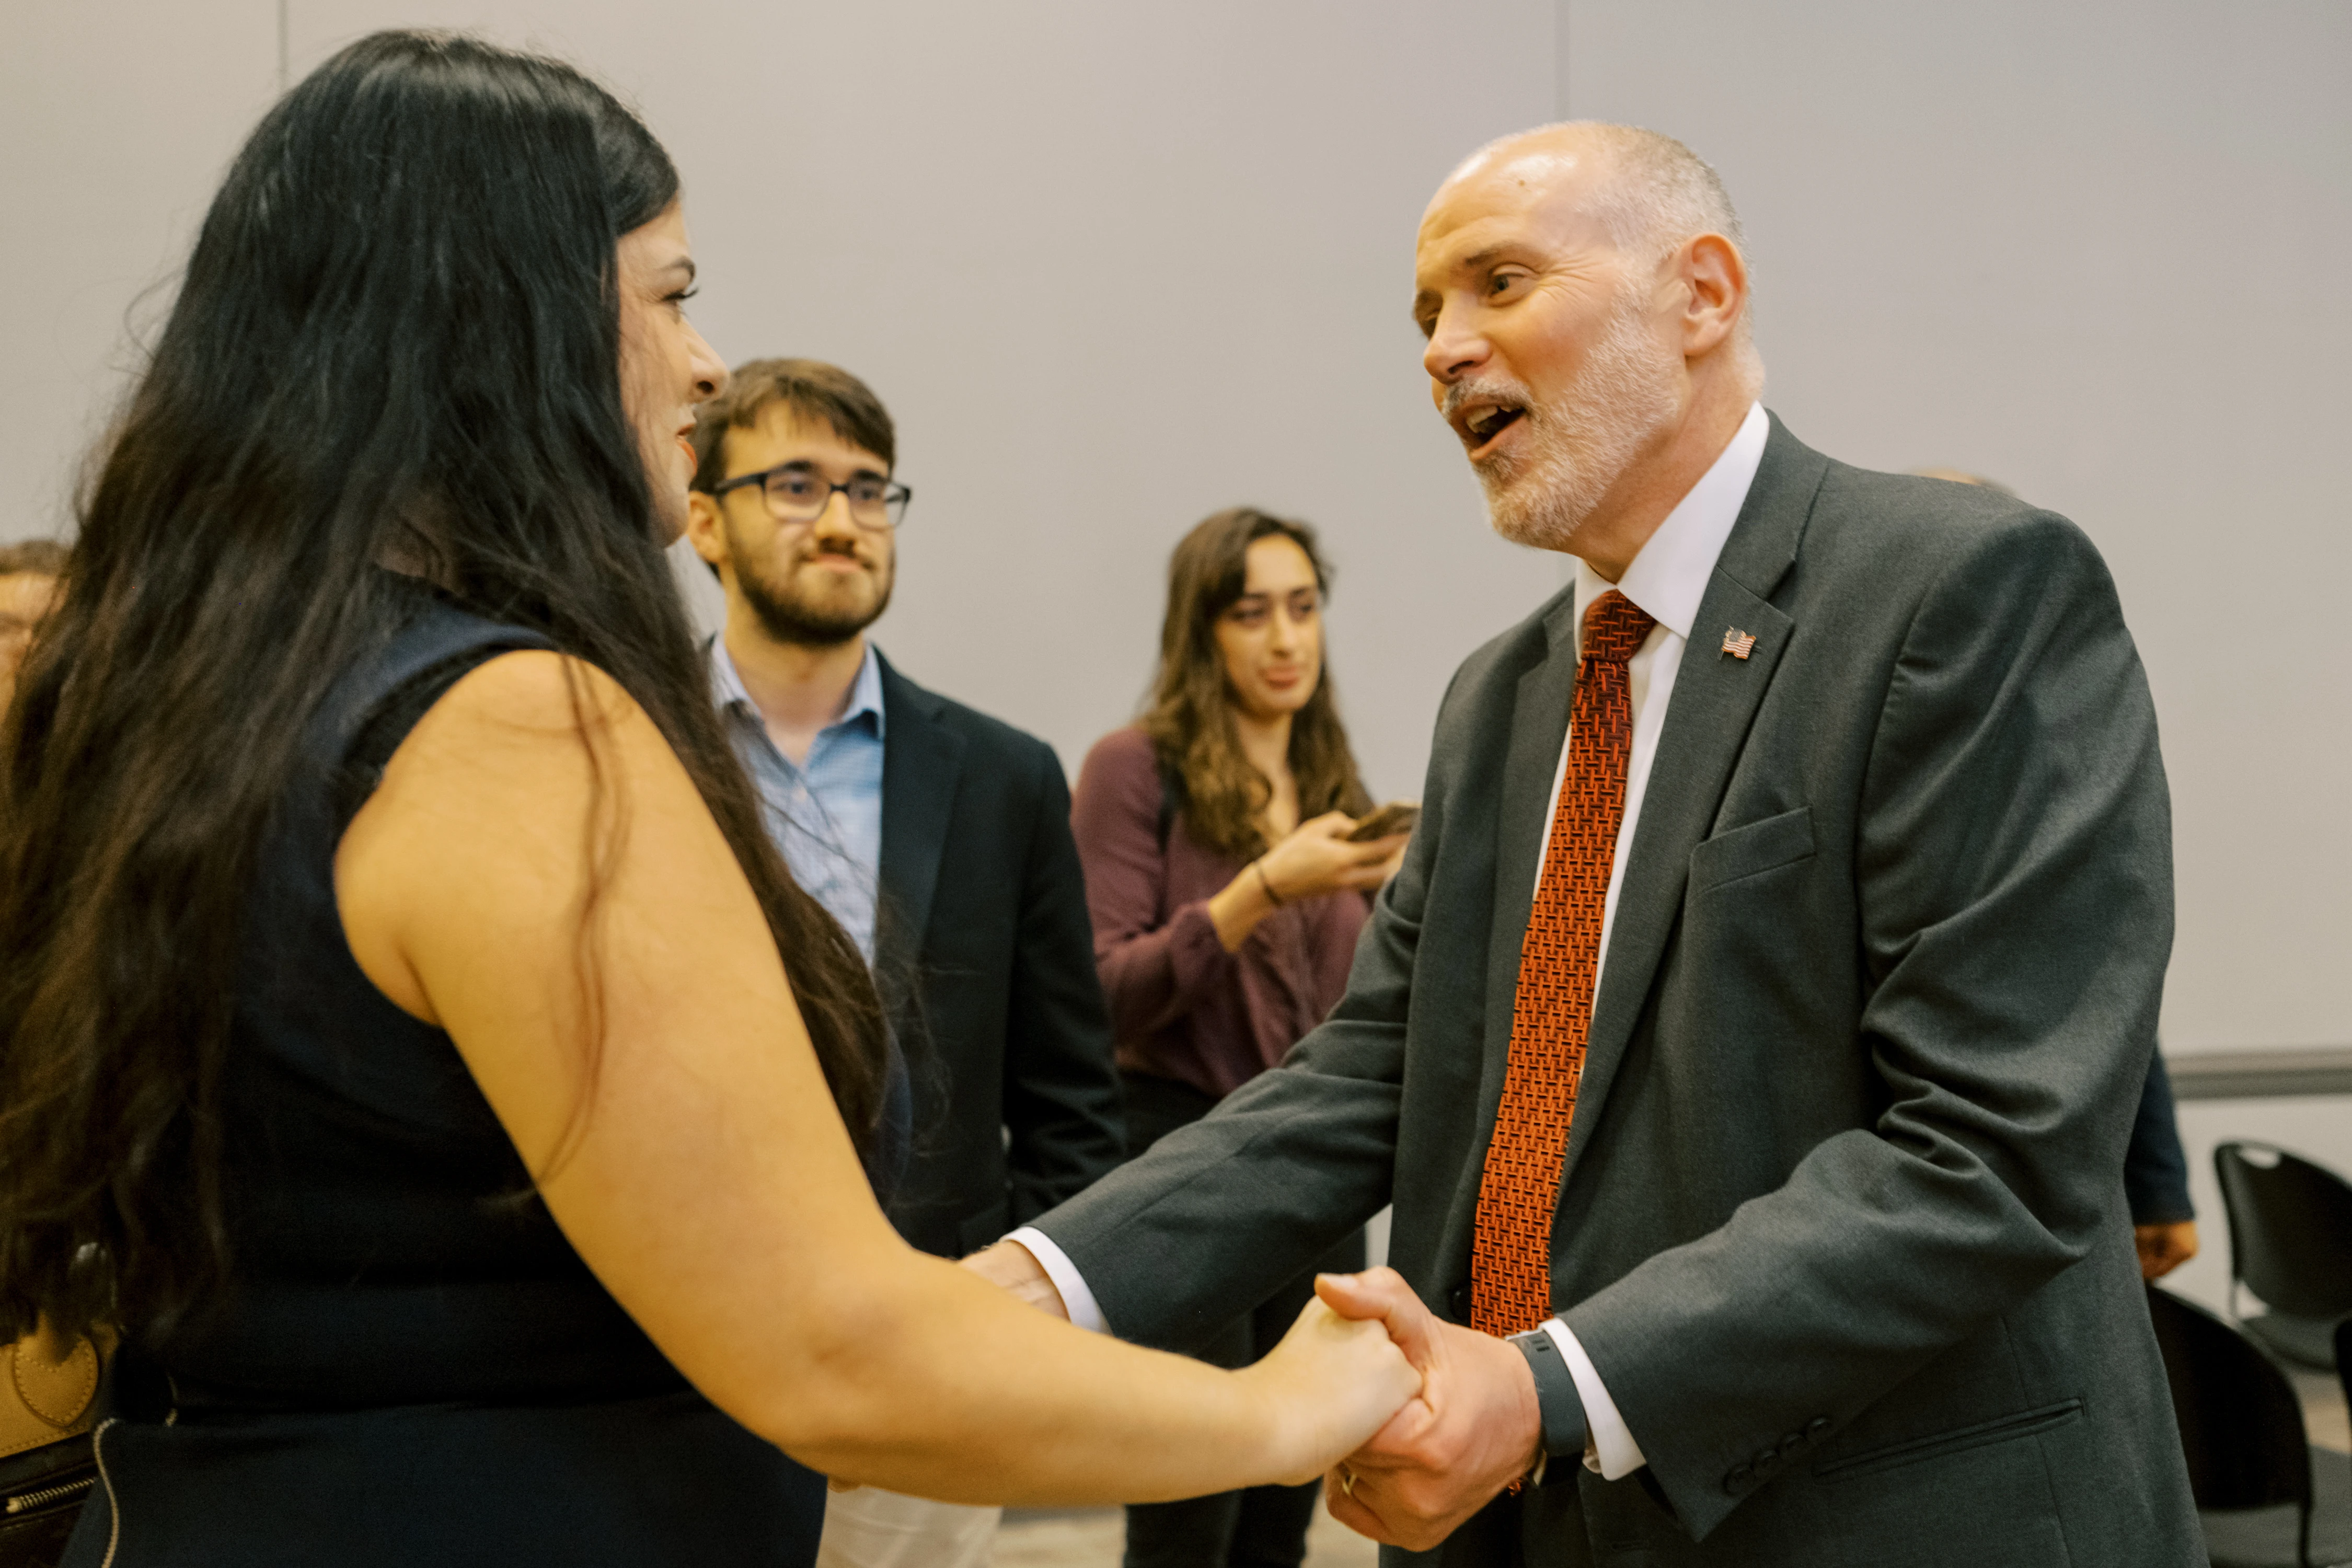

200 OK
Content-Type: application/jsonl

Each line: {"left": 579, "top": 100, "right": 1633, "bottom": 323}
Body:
{"left": 1118, "top": 1071, "right": 1367, "bottom": 1568}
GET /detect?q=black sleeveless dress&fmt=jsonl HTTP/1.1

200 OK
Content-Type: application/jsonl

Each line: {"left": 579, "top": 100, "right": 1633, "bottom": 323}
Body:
{"left": 66, "top": 592, "right": 858, "bottom": 1567}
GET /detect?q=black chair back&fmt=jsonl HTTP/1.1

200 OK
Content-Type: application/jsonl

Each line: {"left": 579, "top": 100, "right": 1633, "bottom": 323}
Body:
{"left": 2339, "top": 1319, "right": 2351, "bottom": 1443}
{"left": 2149, "top": 1285, "right": 2312, "bottom": 1515}
{"left": 2213, "top": 1142, "right": 2352, "bottom": 1322}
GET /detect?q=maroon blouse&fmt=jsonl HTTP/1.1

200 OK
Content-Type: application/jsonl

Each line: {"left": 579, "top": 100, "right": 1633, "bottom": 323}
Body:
{"left": 1069, "top": 727, "right": 1371, "bottom": 1101}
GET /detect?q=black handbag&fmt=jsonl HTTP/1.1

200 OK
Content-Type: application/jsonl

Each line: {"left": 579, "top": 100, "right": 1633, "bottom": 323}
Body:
{"left": 0, "top": 1329, "right": 106, "bottom": 1568}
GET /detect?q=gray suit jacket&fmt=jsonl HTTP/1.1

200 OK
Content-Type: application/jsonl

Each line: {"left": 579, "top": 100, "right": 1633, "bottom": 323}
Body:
{"left": 1031, "top": 417, "right": 2201, "bottom": 1566}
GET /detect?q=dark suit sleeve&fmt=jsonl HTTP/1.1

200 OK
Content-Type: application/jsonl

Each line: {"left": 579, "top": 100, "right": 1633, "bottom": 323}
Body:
{"left": 1027, "top": 681, "right": 1473, "bottom": 1351}
{"left": 1000, "top": 740, "right": 1128, "bottom": 1227}
{"left": 2124, "top": 1053, "right": 2194, "bottom": 1225}
{"left": 1564, "top": 514, "right": 2172, "bottom": 1534}
{"left": 1030, "top": 876, "right": 1417, "bottom": 1350}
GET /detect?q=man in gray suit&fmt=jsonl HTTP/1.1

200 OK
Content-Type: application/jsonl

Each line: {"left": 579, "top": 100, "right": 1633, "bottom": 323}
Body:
{"left": 970, "top": 122, "right": 2199, "bottom": 1565}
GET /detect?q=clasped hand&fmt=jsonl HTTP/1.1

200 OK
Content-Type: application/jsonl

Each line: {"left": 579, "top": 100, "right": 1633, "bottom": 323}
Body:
{"left": 959, "top": 1245, "right": 1537, "bottom": 1547}
{"left": 1314, "top": 1270, "right": 1545, "bottom": 1551}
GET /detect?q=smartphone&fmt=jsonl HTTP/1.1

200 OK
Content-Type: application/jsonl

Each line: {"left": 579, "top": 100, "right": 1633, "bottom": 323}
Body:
{"left": 1346, "top": 801, "right": 1421, "bottom": 843}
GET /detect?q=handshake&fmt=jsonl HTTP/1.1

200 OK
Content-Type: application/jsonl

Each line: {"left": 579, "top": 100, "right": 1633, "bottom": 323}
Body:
{"left": 965, "top": 1242, "right": 1547, "bottom": 1551}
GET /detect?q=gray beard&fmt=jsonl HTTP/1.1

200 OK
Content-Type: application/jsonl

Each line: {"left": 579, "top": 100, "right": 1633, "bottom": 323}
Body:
{"left": 1473, "top": 287, "right": 1682, "bottom": 555}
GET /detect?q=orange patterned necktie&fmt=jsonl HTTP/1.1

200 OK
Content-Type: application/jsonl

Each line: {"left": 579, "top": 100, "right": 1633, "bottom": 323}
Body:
{"left": 1470, "top": 589, "right": 1657, "bottom": 1336}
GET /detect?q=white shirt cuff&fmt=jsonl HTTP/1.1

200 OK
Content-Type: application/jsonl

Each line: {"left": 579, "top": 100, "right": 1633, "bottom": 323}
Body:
{"left": 1002, "top": 1226, "right": 1109, "bottom": 1335}
{"left": 1540, "top": 1317, "right": 1646, "bottom": 1479}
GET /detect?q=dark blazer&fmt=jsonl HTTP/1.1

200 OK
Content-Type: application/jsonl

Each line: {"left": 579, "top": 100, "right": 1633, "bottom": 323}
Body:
{"left": 2127, "top": 1053, "right": 2195, "bottom": 1226}
{"left": 871, "top": 652, "right": 1124, "bottom": 1258}
{"left": 1030, "top": 418, "right": 2201, "bottom": 1566}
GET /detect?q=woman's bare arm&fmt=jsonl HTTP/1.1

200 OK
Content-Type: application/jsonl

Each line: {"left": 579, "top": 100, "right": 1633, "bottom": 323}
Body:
{"left": 335, "top": 651, "right": 1416, "bottom": 1504}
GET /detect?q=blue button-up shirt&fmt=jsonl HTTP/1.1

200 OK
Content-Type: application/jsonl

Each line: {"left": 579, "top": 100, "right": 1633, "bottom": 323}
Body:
{"left": 709, "top": 638, "right": 886, "bottom": 965}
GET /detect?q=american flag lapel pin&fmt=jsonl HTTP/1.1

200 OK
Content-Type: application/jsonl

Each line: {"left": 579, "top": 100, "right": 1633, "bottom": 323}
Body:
{"left": 1721, "top": 627, "right": 1757, "bottom": 660}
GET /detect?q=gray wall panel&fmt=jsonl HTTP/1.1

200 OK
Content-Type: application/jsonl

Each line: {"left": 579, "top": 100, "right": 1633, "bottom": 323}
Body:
{"left": 1560, "top": 0, "right": 2352, "bottom": 1053}
{"left": 1, "top": 2, "right": 281, "bottom": 539}
{"left": 6, "top": 3, "right": 2343, "bottom": 1055}
{"left": 285, "top": 0, "right": 1564, "bottom": 808}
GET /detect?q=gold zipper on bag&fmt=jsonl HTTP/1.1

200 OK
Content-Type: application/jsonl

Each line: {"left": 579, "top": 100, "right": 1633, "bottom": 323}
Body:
{"left": 5, "top": 1474, "right": 93, "bottom": 1514}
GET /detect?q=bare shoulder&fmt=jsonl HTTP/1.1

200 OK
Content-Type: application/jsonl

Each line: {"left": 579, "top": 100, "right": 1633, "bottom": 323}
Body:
{"left": 338, "top": 648, "right": 706, "bottom": 1021}
{"left": 376, "top": 649, "right": 699, "bottom": 814}
{"left": 408, "top": 648, "right": 644, "bottom": 753}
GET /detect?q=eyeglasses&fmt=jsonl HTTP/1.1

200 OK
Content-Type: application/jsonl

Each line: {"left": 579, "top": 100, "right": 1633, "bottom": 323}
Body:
{"left": 710, "top": 463, "right": 913, "bottom": 530}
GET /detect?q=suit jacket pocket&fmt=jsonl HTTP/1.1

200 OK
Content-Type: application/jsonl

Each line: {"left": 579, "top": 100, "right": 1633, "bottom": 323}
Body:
{"left": 1813, "top": 1397, "right": 2082, "bottom": 1482}
{"left": 1687, "top": 805, "right": 1814, "bottom": 895}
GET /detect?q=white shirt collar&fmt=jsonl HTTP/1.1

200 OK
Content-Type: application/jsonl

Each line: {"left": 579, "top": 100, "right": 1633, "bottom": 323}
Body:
{"left": 1573, "top": 401, "right": 1769, "bottom": 645}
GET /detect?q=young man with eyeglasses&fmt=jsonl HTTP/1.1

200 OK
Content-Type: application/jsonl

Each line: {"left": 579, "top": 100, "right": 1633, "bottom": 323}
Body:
{"left": 686, "top": 360, "right": 1124, "bottom": 1568}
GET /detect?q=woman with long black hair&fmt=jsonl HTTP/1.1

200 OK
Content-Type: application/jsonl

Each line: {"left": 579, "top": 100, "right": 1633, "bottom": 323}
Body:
{"left": 0, "top": 33, "right": 1416, "bottom": 1566}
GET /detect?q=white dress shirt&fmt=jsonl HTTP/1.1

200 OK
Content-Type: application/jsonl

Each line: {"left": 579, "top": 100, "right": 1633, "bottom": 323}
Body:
{"left": 1013, "top": 402, "right": 1771, "bottom": 1483}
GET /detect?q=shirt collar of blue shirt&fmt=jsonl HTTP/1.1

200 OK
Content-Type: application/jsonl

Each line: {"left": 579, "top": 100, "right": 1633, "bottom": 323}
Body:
{"left": 707, "top": 635, "right": 888, "bottom": 747}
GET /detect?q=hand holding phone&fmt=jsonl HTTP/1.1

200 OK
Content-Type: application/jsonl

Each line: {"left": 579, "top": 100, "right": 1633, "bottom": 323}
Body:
{"left": 1346, "top": 802, "right": 1420, "bottom": 843}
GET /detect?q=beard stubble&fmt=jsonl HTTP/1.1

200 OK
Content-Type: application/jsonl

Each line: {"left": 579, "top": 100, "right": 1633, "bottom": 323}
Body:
{"left": 732, "top": 523, "right": 895, "bottom": 648}
{"left": 1473, "top": 283, "right": 1683, "bottom": 555}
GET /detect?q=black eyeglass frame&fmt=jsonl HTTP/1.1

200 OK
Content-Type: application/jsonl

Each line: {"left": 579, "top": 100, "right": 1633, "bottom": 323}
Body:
{"left": 710, "top": 463, "right": 914, "bottom": 529}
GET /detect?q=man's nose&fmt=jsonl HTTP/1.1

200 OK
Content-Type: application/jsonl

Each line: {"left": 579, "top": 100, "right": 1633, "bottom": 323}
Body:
{"left": 809, "top": 491, "right": 860, "bottom": 544}
{"left": 1422, "top": 303, "right": 1486, "bottom": 385}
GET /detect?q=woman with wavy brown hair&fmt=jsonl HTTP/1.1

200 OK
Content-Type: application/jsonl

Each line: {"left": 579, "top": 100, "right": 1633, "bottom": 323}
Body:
{"left": 1069, "top": 506, "right": 1411, "bottom": 1568}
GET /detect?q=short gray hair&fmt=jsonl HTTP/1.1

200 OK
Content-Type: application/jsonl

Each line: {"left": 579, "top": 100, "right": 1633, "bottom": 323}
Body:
{"left": 1585, "top": 124, "right": 1745, "bottom": 260}
{"left": 1466, "top": 121, "right": 1746, "bottom": 259}
{"left": 1461, "top": 122, "right": 1757, "bottom": 366}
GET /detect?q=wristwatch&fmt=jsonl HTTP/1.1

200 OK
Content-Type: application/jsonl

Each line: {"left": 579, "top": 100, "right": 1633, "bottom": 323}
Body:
{"left": 1507, "top": 1324, "right": 1590, "bottom": 1474}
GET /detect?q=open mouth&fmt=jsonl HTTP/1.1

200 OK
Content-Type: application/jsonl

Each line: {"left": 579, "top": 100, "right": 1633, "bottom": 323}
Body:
{"left": 1460, "top": 403, "right": 1526, "bottom": 455}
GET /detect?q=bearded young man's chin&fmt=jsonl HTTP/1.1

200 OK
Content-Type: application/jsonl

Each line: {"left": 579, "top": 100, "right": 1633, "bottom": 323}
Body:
{"left": 744, "top": 575, "right": 891, "bottom": 649}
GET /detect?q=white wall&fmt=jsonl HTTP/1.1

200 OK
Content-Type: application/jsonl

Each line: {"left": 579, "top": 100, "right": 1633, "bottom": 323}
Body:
{"left": 7, "top": 2, "right": 1567, "bottom": 808}
{"left": 6, "top": 2, "right": 2345, "bottom": 1055}
{"left": 1, "top": 3, "right": 282, "bottom": 541}
{"left": 303, "top": 0, "right": 1566, "bottom": 812}
{"left": 1560, "top": 0, "right": 2352, "bottom": 1055}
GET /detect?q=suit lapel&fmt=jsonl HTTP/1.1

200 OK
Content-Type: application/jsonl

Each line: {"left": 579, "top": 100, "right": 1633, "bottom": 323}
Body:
{"left": 1481, "top": 590, "right": 1585, "bottom": 1076}
{"left": 875, "top": 652, "right": 964, "bottom": 986}
{"left": 1555, "top": 418, "right": 1828, "bottom": 1195}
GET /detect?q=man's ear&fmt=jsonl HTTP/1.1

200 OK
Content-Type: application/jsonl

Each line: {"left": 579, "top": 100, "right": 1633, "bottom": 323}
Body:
{"left": 1679, "top": 232, "right": 1748, "bottom": 359}
{"left": 685, "top": 490, "right": 730, "bottom": 578}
